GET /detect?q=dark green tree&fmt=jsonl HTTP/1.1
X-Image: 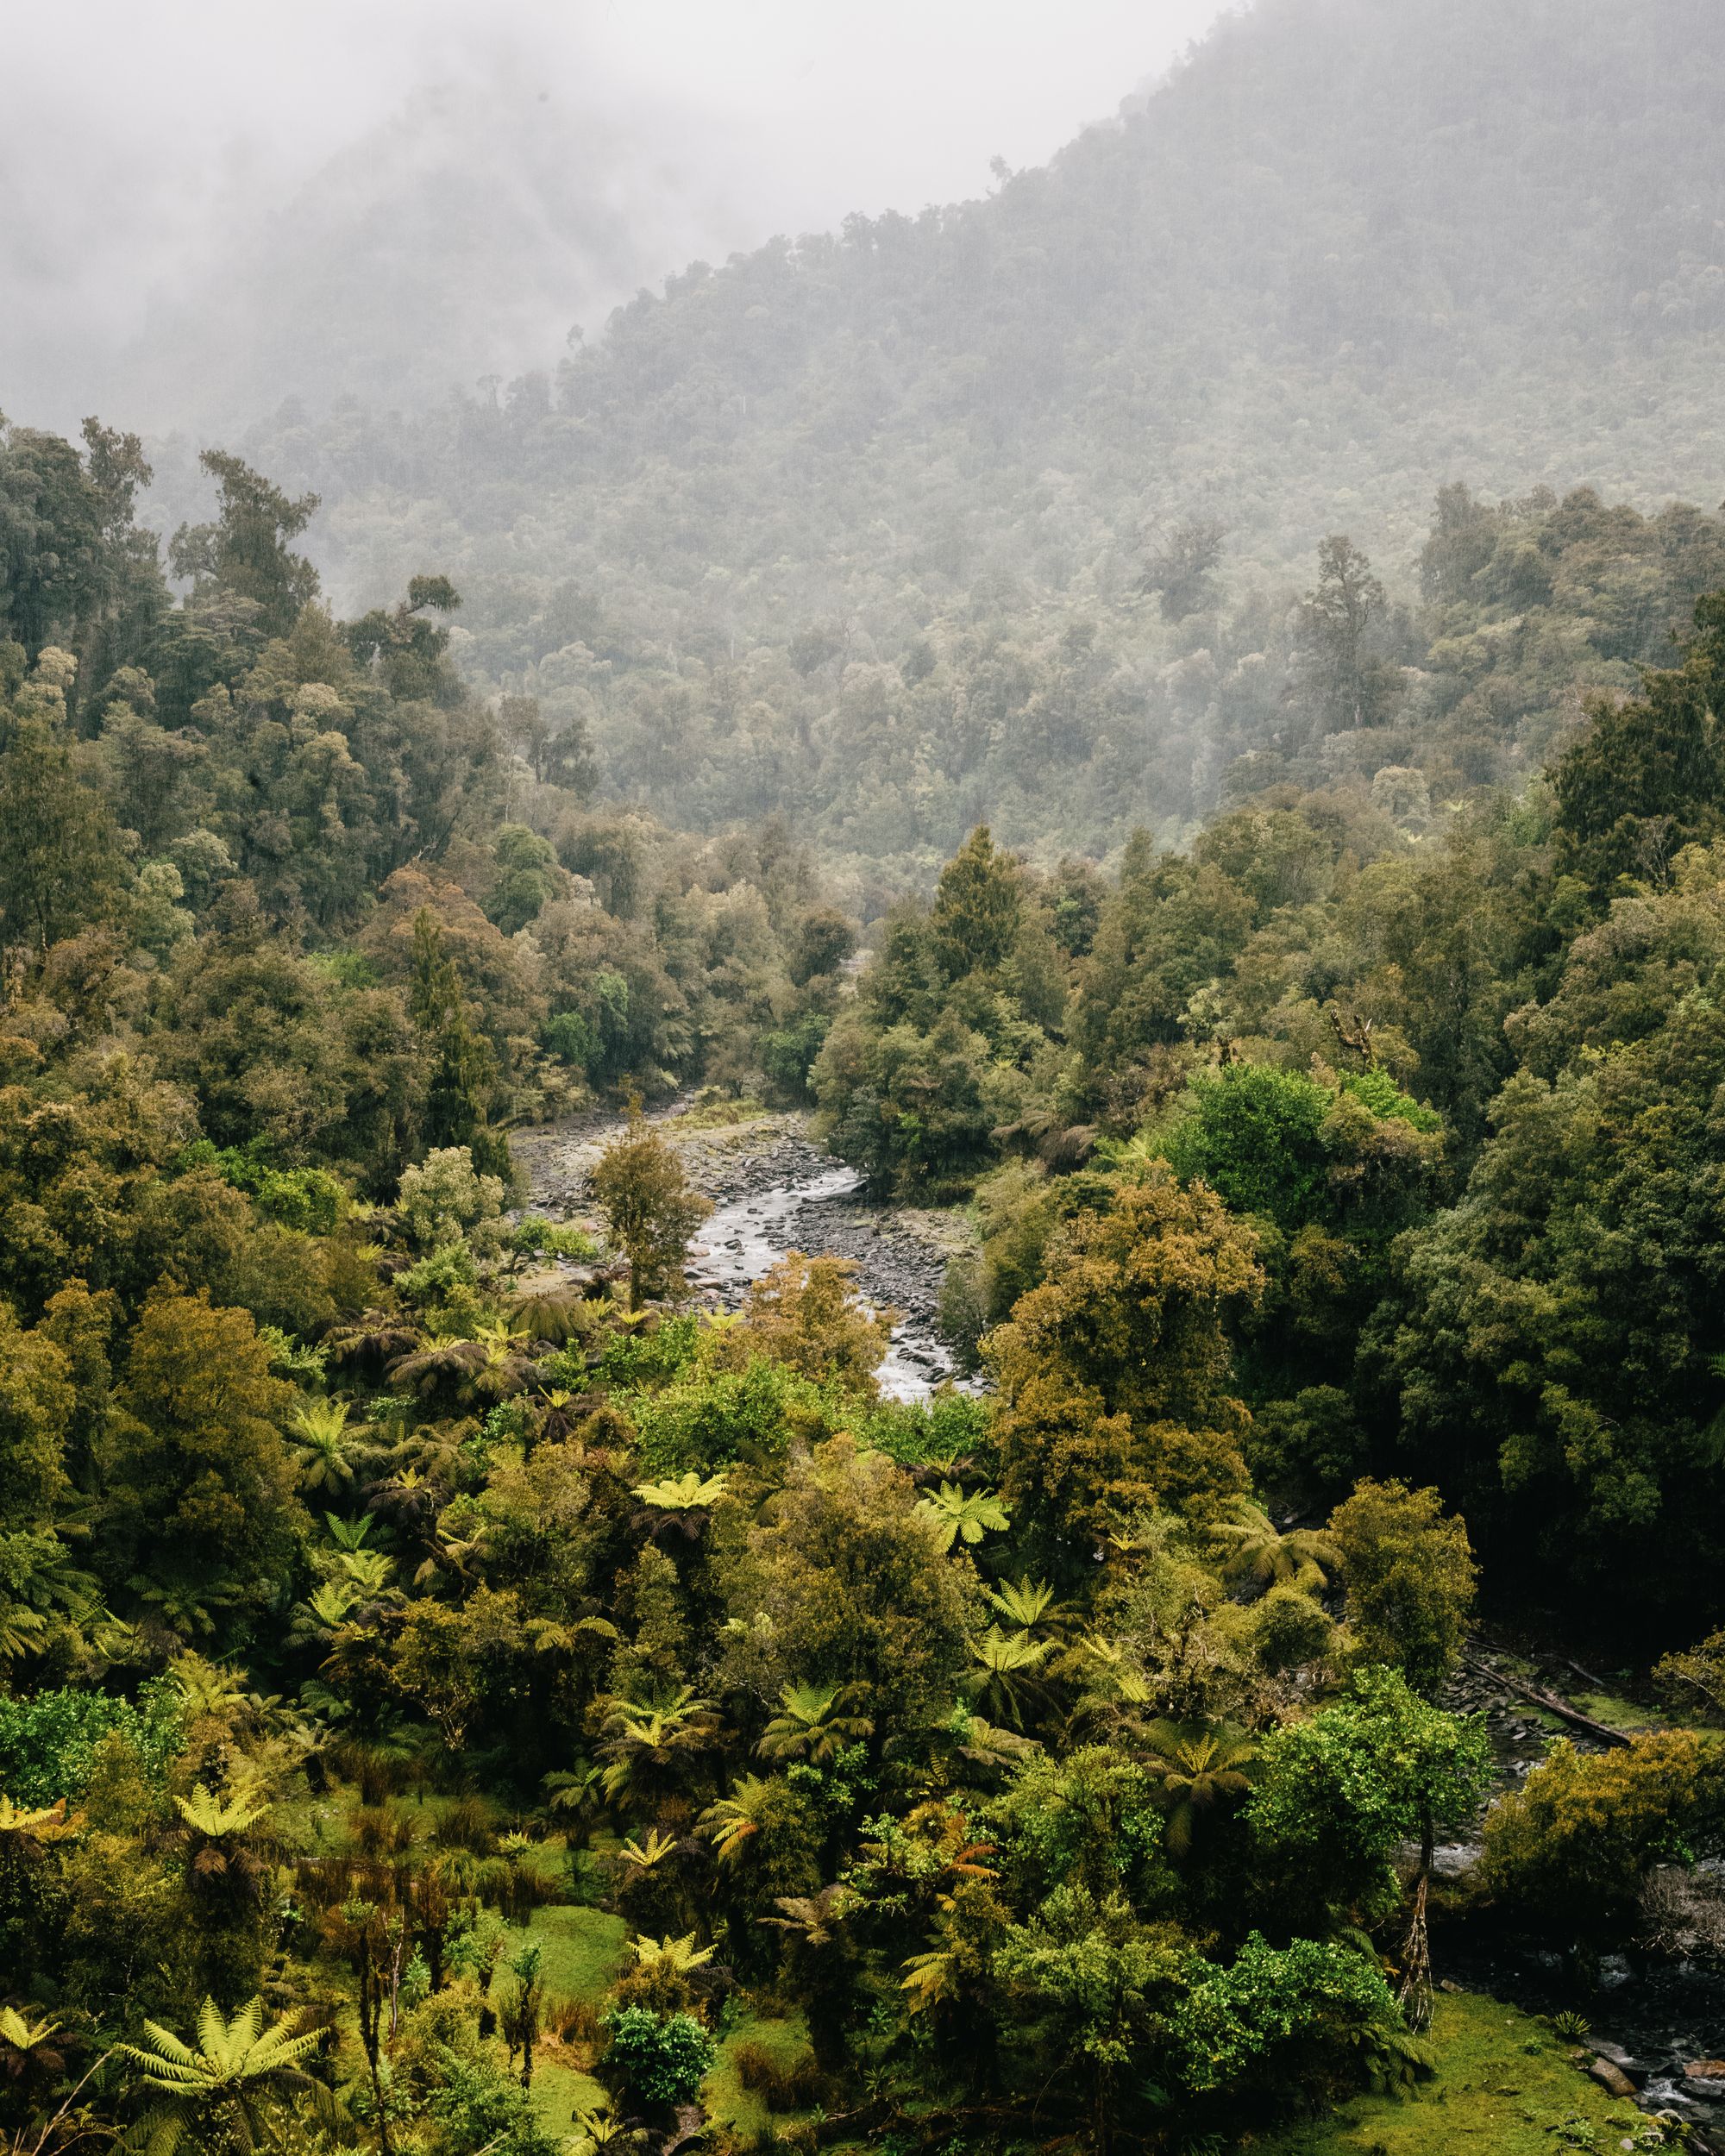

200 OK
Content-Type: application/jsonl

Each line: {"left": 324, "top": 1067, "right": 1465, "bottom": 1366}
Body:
{"left": 930, "top": 825, "right": 1021, "bottom": 983}
{"left": 169, "top": 451, "right": 320, "bottom": 636}
{"left": 409, "top": 909, "right": 510, "bottom": 1181}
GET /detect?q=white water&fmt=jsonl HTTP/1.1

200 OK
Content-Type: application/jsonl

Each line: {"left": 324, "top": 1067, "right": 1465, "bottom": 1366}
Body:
{"left": 686, "top": 1163, "right": 966, "bottom": 1402}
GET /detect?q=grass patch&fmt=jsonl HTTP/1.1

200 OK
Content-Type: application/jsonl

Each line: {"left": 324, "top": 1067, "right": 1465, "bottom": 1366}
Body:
{"left": 1569, "top": 1688, "right": 1661, "bottom": 1731}
{"left": 1244, "top": 1992, "right": 1647, "bottom": 2153}
{"left": 705, "top": 2014, "right": 816, "bottom": 2140}
{"left": 662, "top": 1094, "right": 770, "bottom": 1131}
{"left": 511, "top": 1904, "right": 630, "bottom": 2004}
{"left": 526, "top": 2057, "right": 605, "bottom": 2138}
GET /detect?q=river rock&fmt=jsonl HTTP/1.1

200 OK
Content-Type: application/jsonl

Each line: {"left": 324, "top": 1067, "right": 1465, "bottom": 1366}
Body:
{"left": 1686, "top": 2060, "right": 1725, "bottom": 2095}
{"left": 1589, "top": 2039, "right": 1645, "bottom": 2084}
{"left": 1589, "top": 2058, "right": 1640, "bottom": 2098}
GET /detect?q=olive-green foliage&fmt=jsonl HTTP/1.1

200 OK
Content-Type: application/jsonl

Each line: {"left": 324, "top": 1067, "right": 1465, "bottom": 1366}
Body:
{"left": 986, "top": 1171, "right": 1263, "bottom": 1573}
{"left": 106, "top": 1287, "right": 308, "bottom": 1629}
{"left": 814, "top": 828, "right": 1063, "bottom": 1198}
{"left": 1477, "top": 1730, "right": 1725, "bottom": 1948}
{"left": 1327, "top": 1480, "right": 1477, "bottom": 1693}
{"left": 590, "top": 1121, "right": 712, "bottom": 1308}
{"left": 725, "top": 1436, "right": 980, "bottom": 1733}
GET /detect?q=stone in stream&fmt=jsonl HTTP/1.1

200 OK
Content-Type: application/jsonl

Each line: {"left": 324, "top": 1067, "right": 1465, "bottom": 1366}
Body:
{"left": 1588, "top": 2056, "right": 1639, "bottom": 2099}
{"left": 1589, "top": 2039, "right": 1646, "bottom": 2084}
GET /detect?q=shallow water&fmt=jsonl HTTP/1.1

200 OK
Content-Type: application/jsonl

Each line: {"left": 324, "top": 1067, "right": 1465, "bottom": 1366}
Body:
{"left": 686, "top": 1163, "right": 966, "bottom": 1401}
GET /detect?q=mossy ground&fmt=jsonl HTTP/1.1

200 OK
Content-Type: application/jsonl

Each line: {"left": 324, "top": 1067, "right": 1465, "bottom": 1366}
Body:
{"left": 509, "top": 1902, "right": 630, "bottom": 2002}
{"left": 704, "top": 2013, "right": 816, "bottom": 2140}
{"left": 512, "top": 1904, "right": 629, "bottom": 2134}
{"left": 526, "top": 2056, "right": 606, "bottom": 2137}
{"left": 1245, "top": 1993, "right": 1651, "bottom": 2153}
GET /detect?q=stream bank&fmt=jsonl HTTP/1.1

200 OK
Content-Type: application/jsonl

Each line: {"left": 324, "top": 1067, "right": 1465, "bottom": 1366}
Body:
{"left": 1432, "top": 1645, "right": 1725, "bottom": 2138}
{"left": 510, "top": 1104, "right": 971, "bottom": 1401}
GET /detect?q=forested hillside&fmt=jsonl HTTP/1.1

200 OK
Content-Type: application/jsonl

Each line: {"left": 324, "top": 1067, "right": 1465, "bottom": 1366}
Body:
{"left": 814, "top": 572, "right": 1725, "bottom": 1639}
{"left": 179, "top": 0, "right": 1725, "bottom": 871}
{"left": 9, "top": 3, "right": 1725, "bottom": 2152}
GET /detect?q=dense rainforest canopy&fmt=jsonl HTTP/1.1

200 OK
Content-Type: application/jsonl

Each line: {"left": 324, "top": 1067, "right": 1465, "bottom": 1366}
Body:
{"left": 6, "top": 1, "right": 1725, "bottom": 2152}
{"left": 5, "top": 392, "right": 1725, "bottom": 2155}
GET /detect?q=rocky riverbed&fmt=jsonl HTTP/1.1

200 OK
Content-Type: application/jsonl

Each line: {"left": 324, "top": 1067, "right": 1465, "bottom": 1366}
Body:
{"left": 510, "top": 1104, "right": 974, "bottom": 1400}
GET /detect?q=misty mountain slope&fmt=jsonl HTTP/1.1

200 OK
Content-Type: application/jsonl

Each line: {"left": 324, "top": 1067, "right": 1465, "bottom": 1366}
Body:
{"left": 22, "top": 74, "right": 748, "bottom": 438}
{"left": 227, "top": 0, "right": 1725, "bottom": 868}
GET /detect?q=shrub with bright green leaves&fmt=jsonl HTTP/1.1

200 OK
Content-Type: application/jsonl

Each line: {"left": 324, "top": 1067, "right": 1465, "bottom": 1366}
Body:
{"left": 250, "top": 1165, "right": 343, "bottom": 1235}
{"left": 177, "top": 1138, "right": 343, "bottom": 1234}
{"left": 1157, "top": 1064, "right": 1333, "bottom": 1230}
{"left": 625, "top": 1354, "right": 840, "bottom": 1474}
{"left": 1152, "top": 1061, "right": 1440, "bottom": 1236}
{"left": 428, "top": 2051, "right": 561, "bottom": 2156}
{"left": 989, "top": 1745, "right": 1172, "bottom": 1907}
{"left": 508, "top": 1215, "right": 599, "bottom": 1260}
{"left": 861, "top": 1387, "right": 997, "bottom": 1472}
{"left": 599, "top": 2007, "right": 715, "bottom": 2108}
{"left": 0, "top": 1679, "right": 184, "bottom": 1803}
{"left": 1175, "top": 1933, "right": 1401, "bottom": 2100}
{"left": 584, "top": 1313, "right": 706, "bottom": 1394}
{"left": 1339, "top": 1066, "right": 1440, "bottom": 1133}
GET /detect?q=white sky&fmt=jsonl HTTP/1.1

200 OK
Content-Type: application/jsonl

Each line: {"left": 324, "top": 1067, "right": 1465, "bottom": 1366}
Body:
{"left": 14, "top": 0, "right": 1233, "bottom": 241}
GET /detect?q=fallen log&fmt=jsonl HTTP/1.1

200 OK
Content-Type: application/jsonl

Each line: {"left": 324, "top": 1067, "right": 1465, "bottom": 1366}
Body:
{"left": 1462, "top": 1652, "right": 1632, "bottom": 1747}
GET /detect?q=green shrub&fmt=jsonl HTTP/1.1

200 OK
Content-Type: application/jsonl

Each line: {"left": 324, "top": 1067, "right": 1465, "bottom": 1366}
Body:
{"left": 591, "top": 1312, "right": 705, "bottom": 1392}
{"left": 428, "top": 2051, "right": 560, "bottom": 2156}
{"left": 861, "top": 1388, "right": 995, "bottom": 1471}
{"left": 509, "top": 1215, "right": 599, "bottom": 1260}
{"left": 757, "top": 1012, "right": 831, "bottom": 1103}
{"left": 601, "top": 2007, "right": 716, "bottom": 2108}
{"left": 1175, "top": 1934, "right": 1402, "bottom": 2101}
{"left": 0, "top": 1679, "right": 184, "bottom": 1803}
{"left": 1157, "top": 1064, "right": 1333, "bottom": 1232}
{"left": 542, "top": 1010, "right": 601, "bottom": 1072}
{"left": 626, "top": 1355, "right": 838, "bottom": 1473}
{"left": 177, "top": 1137, "right": 343, "bottom": 1233}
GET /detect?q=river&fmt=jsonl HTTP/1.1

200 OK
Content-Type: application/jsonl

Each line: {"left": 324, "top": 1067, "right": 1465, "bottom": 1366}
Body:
{"left": 510, "top": 1106, "right": 969, "bottom": 1401}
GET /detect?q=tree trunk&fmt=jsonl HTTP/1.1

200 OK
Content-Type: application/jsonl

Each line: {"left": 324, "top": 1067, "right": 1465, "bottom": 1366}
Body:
{"left": 1396, "top": 1871, "right": 1433, "bottom": 2036}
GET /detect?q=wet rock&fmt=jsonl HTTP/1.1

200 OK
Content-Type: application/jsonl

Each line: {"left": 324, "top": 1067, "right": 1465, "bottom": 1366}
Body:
{"left": 1590, "top": 2057, "right": 1640, "bottom": 2098}
{"left": 1590, "top": 2039, "right": 1646, "bottom": 2084}
{"left": 518, "top": 1103, "right": 978, "bottom": 1401}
